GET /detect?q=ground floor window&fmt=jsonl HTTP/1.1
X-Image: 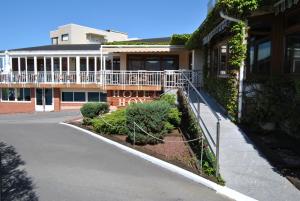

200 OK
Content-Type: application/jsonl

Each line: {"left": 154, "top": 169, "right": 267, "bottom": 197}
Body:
{"left": 249, "top": 37, "right": 271, "bottom": 75}
{"left": 1, "top": 88, "right": 31, "bottom": 102}
{"left": 61, "top": 91, "right": 106, "bottom": 102}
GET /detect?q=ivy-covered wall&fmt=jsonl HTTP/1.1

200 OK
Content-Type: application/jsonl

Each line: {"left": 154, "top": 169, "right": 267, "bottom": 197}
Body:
{"left": 186, "top": 0, "right": 260, "bottom": 120}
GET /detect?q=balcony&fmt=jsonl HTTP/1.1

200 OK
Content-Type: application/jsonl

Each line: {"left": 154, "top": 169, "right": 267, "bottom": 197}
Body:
{"left": 0, "top": 70, "right": 202, "bottom": 91}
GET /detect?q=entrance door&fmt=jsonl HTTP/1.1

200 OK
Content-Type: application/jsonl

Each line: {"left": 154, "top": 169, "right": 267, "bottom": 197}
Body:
{"left": 35, "top": 88, "right": 54, "bottom": 112}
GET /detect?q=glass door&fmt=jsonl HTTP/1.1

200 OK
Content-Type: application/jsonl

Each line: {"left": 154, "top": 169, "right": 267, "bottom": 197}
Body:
{"left": 35, "top": 88, "right": 54, "bottom": 112}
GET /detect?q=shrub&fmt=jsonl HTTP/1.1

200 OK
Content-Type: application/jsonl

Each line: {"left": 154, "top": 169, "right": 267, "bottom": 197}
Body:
{"left": 160, "top": 94, "right": 177, "bottom": 106}
{"left": 164, "top": 121, "right": 175, "bottom": 133}
{"left": 170, "top": 34, "right": 191, "bottom": 45}
{"left": 126, "top": 101, "right": 171, "bottom": 145}
{"left": 92, "top": 109, "right": 127, "bottom": 135}
{"left": 167, "top": 107, "right": 182, "bottom": 127}
{"left": 80, "top": 102, "right": 109, "bottom": 118}
{"left": 82, "top": 117, "right": 93, "bottom": 126}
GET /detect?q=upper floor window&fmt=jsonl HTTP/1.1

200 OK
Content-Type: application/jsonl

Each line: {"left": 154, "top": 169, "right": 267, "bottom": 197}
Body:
{"left": 52, "top": 37, "right": 58, "bottom": 45}
{"left": 285, "top": 34, "right": 300, "bottom": 74}
{"left": 61, "top": 34, "right": 69, "bottom": 41}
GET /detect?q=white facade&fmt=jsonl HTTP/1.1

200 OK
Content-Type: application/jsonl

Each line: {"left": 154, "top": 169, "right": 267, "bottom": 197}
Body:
{"left": 50, "top": 24, "right": 129, "bottom": 45}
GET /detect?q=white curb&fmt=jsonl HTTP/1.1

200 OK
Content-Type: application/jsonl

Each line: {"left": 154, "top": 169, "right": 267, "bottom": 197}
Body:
{"left": 60, "top": 122, "right": 258, "bottom": 201}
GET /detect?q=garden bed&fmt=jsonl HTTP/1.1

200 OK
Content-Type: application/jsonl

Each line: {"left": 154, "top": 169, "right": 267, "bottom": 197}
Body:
{"left": 243, "top": 127, "right": 300, "bottom": 190}
{"left": 68, "top": 119, "right": 222, "bottom": 183}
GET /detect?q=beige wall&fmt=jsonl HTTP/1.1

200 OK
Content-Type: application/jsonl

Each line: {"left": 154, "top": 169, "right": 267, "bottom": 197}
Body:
{"left": 50, "top": 24, "right": 128, "bottom": 45}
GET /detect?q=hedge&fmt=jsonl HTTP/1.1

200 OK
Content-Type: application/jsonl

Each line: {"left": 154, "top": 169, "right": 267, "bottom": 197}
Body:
{"left": 80, "top": 102, "right": 109, "bottom": 119}
{"left": 126, "top": 101, "right": 171, "bottom": 145}
{"left": 92, "top": 109, "right": 127, "bottom": 135}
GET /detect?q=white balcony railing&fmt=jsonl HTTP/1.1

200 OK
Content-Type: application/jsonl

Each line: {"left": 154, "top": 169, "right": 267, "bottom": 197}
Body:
{"left": 0, "top": 70, "right": 202, "bottom": 88}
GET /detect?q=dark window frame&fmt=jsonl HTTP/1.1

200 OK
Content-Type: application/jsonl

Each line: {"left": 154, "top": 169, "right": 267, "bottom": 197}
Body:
{"left": 127, "top": 54, "right": 179, "bottom": 71}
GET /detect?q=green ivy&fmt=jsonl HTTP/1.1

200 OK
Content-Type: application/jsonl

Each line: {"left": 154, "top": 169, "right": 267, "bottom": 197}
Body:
{"left": 170, "top": 34, "right": 191, "bottom": 45}
{"left": 186, "top": 0, "right": 259, "bottom": 49}
{"left": 228, "top": 22, "right": 247, "bottom": 69}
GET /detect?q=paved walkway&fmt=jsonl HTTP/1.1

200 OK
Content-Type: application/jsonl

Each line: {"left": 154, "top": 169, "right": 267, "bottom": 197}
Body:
{"left": 0, "top": 112, "right": 231, "bottom": 201}
{"left": 188, "top": 90, "right": 300, "bottom": 201}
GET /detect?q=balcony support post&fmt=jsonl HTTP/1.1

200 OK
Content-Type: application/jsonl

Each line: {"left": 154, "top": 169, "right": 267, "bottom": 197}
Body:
{"left": 59, "top": 57, "right": 62, "bottom": 83}
{"left": 34, "top": 56, "right": 37, "bottom": 83}
{"left": 25, "top": 57, "right": 28, "bottom": 82}
{"left": 94, "top": 56, "right": 97, "bottom": 83}
{"left": 17, "top": 57, "right": 21, "bottom": 75}
{"left": 76, "top": 56, "right": 80, "bottom": 84}
{"left": 67, "top": 57, "right": 70, "bottom": 83}
{"left": 44, "top": 57, "right": 46, "bottom": 83}
{"left": 86, "top": 56, "right": 89, "bottom": 83}
{"left": 51, "top": 57, "right": 54, "bottom": 83}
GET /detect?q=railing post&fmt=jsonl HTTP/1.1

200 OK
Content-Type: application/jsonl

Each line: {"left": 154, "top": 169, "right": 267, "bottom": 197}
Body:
{"left": 197, "top": 100, "right": 200, "bottom": 120}
{"left": 133, "top": 123, "right": 136, "bottom": 147}
{"left": 216, "top": 120, "right": 220, "bottom": 177}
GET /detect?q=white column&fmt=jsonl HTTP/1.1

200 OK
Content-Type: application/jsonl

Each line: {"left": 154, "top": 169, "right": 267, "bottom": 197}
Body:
{"left": 86, "top": 56, "right": 89, "bottom": 73}
{"left": 51, "top": 57, "right": 54, "bottom": 82}
{"left": 76, "top": 56, "right": 80, "bottom": 83}
{"left": 18, "top": 57, "right": 21, "bottom": 74}
{"left": 34, "top": 56, "right": 37, "bottom": 83}
{"left": 94, "top": 56, "right": 97, "bottom": 83}
{"left": 25, "top": 57, "right": 28, "bottom": 82}
{"left": 67, "top": 57, "right": 70, "bottom": 83}
{"left": 44, "top": 57, "right": 46, "bottom": 82}
{"left": 111, "top": 56, "right": 114, "bottom": 71}
{"left": 59, "top": 57, "right": 62, "bottom": 82}
{"left": 103, "top": 56, "right": 106, "bottom": 71}
{"left": 67, "top": 57, "right": 70, "bottom": 76}
{"left": 9, "top": 57, "right": 12, "bottom": 72}
{"left": 34, "top": 56, "right": 37, "bottom": 74}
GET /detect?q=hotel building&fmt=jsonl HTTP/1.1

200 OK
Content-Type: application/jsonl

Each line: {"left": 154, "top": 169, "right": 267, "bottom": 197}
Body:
{"left": 0, "top": 33, "right": 202, "bottom": 113}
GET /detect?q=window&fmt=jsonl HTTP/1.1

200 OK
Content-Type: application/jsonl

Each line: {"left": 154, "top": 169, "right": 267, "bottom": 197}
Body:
{"left": 285, "top": 34, "right": 300, "bottom": 73}
{"left": 62, "top": 92, "right": 73, "bottom": 102}
{"left": 52, "top": 37, "right": 58, "bottom": 45}
{"left": 62, "top": 58, "right": 68, "bottom": 71}
{"left": 62, "top": 92, "right": 86, "bottom": 102}
{"left": 210, "top": 43, "right": 229, "bottom": 76}
{"left": 127, "top": 55, "right": 179, "bottom": 71}
{"left": 162, "top": 57, "right": 179, "bottom": 70}
{"left": 113, "top": 57, "right": 120, "bottom": 70}
{"left": 54, "top": 58, "right": 60, "bottom": 72}
{"left": 88, "top": 92, "right": 100, "bottom": 102}
{"left": 80, "top": 57, "right": 87, "bottom": 71}
{"left": 88, "top": 92, "right": 107, "bottom": 102}
{"left": 12, "top": 58, "right": 18, "bottom": 72}
{"left": 61, "top": 91, "right": 106, "bottom": 102}
{"left": 74, "top": 92, "right": 86, "bottom": 102}
{"left": 61, "top": 34, "right": 69, "bottom": 41}
{"left": 2, "top": 88, "right": 30, "bottom": 102}
{"left": 249, "top": 39, "right": 271, "bottom": 74}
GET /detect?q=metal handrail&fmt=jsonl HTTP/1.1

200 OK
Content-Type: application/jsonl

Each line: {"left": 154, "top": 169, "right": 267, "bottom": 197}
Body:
{"left": 182, "top": 73, "right": 221, "bottom": 121}
{"left": 181, "top": 72, "right": 221, "bottom": 176}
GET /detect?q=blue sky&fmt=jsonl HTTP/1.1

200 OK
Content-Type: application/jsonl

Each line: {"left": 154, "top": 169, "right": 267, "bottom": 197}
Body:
{"left": 0, "top": 0, "right": 209, "bottom": 50}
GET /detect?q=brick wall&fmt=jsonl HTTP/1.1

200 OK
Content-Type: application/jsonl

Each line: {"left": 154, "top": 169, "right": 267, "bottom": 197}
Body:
{"left": 53, "top": 88, "right": 61, "bottom": 112}
{"left": 107, "top": 90, "right": 160, "bottom": 107}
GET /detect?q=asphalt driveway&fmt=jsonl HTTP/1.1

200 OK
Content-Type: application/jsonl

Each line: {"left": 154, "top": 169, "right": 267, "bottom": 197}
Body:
{"left": 0, "top": 112, "right": 231, "bottom": 201}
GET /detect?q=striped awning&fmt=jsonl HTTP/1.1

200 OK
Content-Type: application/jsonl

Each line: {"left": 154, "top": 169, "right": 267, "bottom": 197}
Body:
{"left": 203, "top": 20, "right": 230, "bottom": 45}
{"left": 102, "top": 46, "right": 186, "bottom": 53}
{"left": 274, "top": 0, "right": 299, "bottom": 15}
